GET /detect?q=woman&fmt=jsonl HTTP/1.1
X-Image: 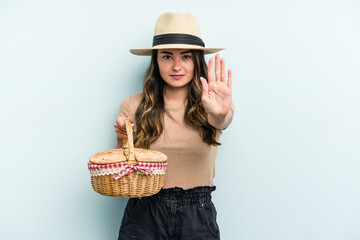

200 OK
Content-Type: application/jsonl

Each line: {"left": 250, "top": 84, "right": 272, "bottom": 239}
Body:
{"left": 114, "top": 12, "right": 234, "bottom": 240}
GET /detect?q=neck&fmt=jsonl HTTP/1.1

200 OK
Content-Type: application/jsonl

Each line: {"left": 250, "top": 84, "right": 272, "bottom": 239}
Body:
{"left": 163, "top": 84, "right": 188, "bottom": 105}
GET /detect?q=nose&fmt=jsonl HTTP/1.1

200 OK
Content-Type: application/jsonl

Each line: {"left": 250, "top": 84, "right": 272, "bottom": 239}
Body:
{"left": 172, "top": 57, "right": 182, "bottom": 72}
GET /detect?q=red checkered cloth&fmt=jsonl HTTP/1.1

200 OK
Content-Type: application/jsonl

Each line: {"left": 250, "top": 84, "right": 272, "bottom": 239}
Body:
{"left": 88, "top": 161, "right": 167, "bottom": 180}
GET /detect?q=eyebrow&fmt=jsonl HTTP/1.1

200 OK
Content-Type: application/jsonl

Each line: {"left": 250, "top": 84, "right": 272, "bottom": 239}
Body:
{"left": 159, "top": 50, "right": 192, "bottom": 55}
{"left": 180, "top": 50, "right": 192, "bottom": 54}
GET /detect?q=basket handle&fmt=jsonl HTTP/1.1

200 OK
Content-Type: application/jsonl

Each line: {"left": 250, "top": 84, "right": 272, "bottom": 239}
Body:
{"left": 123, "top": 119, "right": 136, "bottom": 166}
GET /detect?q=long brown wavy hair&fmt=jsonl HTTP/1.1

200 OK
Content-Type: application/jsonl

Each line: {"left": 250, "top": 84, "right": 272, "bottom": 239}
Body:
{"left": 134, "top": 49, "right": 220, "bottom": 148}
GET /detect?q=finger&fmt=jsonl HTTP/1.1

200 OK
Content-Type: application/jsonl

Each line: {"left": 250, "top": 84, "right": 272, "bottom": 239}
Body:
{"left": 116, "top": 117, "right": 124, "bottom": 126}
{"left": 116, "top": 127, "right": 130, "bottom": 135}
{"left": 227, "top": 68, "right": 232, "bottom": 90}
{"left": 220, "top": 58, "right": 226, "bottom": 83}
{"left": 114, "top": 124, "right": 125, "bottom": 133}
{"left": 116, "top": 132, "right": 127, "bottom": 139}
{"left": 116, "top": 117, "right": 133, "bottom": 127}
{"left": 115, "top": 126, "right": 125, "bottom": 134}
{"left": 118, "top": 129, "right": 127, "bottom": 135}
{"left": 200, "top": 77, "right": 209, "bottom": 99}
{"left": 208, "top": 57, "right": 214, "bottom": 83}
{"left": 124, "top": 118, "right": 133, "bottom": 124}
{"left": 215, "top": 53, "right": 221, "bottom": 82}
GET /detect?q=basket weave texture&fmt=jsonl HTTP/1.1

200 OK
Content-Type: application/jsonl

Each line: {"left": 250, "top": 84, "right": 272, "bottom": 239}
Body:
{"left": 88, "top": 120, "right": 167, "bottom": 198}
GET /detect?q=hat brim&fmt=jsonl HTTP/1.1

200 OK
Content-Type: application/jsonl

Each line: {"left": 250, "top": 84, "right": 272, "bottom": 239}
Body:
{"left": 130, "top": 44, "right": 224, "bottom": 56}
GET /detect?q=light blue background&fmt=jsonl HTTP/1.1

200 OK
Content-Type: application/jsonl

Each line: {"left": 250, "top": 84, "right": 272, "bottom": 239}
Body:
{"left": 1, "top": 0, "right": 359, "bottom": 239}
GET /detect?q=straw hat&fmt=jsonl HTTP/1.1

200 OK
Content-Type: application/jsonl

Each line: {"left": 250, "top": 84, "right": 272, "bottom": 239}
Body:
{"left": 130, "top": 12, "right": 224, "bottom": 56}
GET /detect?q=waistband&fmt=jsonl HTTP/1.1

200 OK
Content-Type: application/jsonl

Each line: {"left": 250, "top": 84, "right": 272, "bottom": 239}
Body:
{"left": 141, "top": 186, "right": 216, "bottom": 206}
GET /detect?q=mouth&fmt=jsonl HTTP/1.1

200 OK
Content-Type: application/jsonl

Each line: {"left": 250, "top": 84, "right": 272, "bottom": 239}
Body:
{"left": 170, "top": 74, "right": 184, "bottom": 80}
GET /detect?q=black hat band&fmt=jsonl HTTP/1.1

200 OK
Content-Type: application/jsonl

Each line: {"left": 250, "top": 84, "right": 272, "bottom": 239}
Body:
{"left": 152, "top": 33, "right": 205, "bottom": 47}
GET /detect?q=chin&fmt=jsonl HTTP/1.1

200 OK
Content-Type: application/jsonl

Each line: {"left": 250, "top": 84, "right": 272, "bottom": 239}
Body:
{"left": 168, "top": 83, "right": 189, "bottom": 88}
{"left": 166, "top": 79, "right": 192, "bottom": 88}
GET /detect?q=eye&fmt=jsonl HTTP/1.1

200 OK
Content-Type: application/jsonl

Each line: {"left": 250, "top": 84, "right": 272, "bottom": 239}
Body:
{"left": 162, "top": 55, "right": 172, "bottom": 60}
{"left": 182, "top": 55, "right": 192, "bottom": 60}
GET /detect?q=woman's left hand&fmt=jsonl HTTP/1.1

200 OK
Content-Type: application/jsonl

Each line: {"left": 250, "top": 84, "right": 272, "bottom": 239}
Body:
{"left": 200, "top": 53, "right": 232, "bottom": 118}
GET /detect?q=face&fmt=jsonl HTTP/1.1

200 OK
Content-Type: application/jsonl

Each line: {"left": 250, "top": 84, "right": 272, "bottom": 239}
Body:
{"left": 157, "top": 49, "right": 195, "bottom": 89}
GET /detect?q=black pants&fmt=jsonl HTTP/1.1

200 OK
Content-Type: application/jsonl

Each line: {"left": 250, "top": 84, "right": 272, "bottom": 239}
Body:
{"left": 118, "top": 186, "right": 220, "bottom": 240}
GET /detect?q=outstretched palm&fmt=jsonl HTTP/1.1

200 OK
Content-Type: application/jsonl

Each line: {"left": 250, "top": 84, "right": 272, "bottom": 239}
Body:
{"left": 200, "top": 53, "right": 232, "bottom": 117}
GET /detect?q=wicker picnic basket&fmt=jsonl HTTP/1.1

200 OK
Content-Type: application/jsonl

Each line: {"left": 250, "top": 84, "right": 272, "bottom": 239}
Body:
{"left": 88, "top": 120, "right": 167, "bottom": 198}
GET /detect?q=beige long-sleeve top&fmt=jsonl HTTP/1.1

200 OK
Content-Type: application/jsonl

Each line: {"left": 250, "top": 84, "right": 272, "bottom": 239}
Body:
{"left": 118, "top": 92, "right": 234, "bottom": 189}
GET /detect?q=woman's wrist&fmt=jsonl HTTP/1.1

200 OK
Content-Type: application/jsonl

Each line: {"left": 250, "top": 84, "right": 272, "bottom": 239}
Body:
{"left": 116, "top": 138, "right": 124, "bottom": 149}
{"left": 208, "top": 113, "right": 228, "bottom": 130}
{"left": 207, "top": 103, "right": 234, "bottom": 130}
